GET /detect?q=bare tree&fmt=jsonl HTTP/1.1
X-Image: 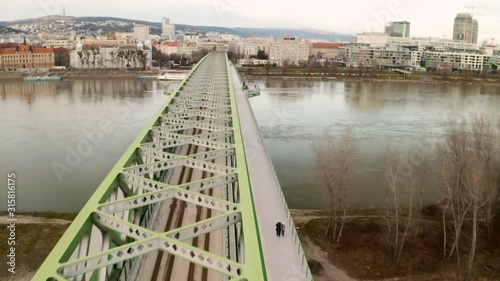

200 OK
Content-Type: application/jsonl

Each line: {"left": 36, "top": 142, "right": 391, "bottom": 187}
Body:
{"left": 439, "top": 115, "right": 499, "bottom": 280}
{"left": 481, "top": 66, "right": 489, "bottom": 78}
{"left": 469, "top": 115, "right": 499, "bottom": 239}
{"left": 312, "top": 129, "right": 357, "bottom": 243}
{"left": 265, "top": 61, "right": 272, "bottom": 75}
{"left": 329, "top": 61, "right": 338, "bottom": 76}
{"left": 463, "top": 65, "right": 472, "bottom": 79}
{"left": 440, "top": 63, "right": 451, "bottom": 79}
{"left": 307, "top": 57, "right": 316, "bottom": 74}
{"left": 383, "top": 147, "right": 427, "bottom": 264}
{"left": 358, "top": 61, "right": 364, "bottom": 74}
{"left": 439, "top": 119, "right": 470, "bottom": 270}
{"left": 384, "top": 149, "right": 401, "bottom": 261}
{"left": 371, "top": 59, "right": 379, "bottom": 71}
{"left": 464, "top": 157, "right": 488, "bottom": 280}
{"left": 282, "top": 59, "right": 290, "bottom": 75}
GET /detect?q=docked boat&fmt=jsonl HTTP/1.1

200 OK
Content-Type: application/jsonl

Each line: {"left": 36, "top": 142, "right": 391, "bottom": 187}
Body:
{"left": 23, "top": 76, "right": 63, "bottom": 82}
{"left": 156, "top": 70, "right": 189, "bottom": 81}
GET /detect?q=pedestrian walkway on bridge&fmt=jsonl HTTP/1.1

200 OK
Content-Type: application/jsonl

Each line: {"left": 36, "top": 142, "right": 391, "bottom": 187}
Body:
{"left": 231, "top": 65, "right": 312, "bottom": 281}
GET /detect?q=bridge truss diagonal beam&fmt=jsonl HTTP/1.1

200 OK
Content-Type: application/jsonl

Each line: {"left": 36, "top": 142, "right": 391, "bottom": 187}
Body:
{"left": 33, "top": 53, "right": 267, "bottom": 281}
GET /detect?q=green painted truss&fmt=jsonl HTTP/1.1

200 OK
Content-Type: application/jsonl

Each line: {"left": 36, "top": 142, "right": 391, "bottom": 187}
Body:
{"left": 33, "top": 53, "right": 267, "bottom": 281}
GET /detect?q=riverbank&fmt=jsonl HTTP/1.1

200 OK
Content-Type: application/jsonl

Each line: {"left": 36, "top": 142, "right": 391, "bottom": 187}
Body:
{"left": 0, "top": 70, "right": 157, "bottom": 80}
{"left": 293, "top": 209, "right": 500, "bottom": 281}
{"left": 2, "top": 68, "right": 499, "bottom": 86}
{"left": 1, "top": 210, "right": 498, "bottom": 281}
{"left": 241, "top": 73, "right": 500, "bottom": 86}
{"left": 0, "top": 212, "right": 77, "bottom": 281}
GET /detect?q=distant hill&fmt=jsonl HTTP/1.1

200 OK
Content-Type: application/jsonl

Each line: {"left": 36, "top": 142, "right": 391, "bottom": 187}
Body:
{"left": 232, "top": 27, "right": 352, "bottom": 41}
{"left": 2, "top": 16, "right": 354, "bottom": 41}
{"left": 0, "top": 25, "right": 22, "bottom": 33}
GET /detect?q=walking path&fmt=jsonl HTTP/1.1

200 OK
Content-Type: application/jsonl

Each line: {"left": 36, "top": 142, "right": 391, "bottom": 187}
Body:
{"left": 230, "top": 65, "right": 312, "bottom": 281}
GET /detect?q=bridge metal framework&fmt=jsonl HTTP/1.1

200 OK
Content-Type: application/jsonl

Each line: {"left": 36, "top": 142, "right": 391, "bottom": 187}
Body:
{"left": 34, "top": 53, "right": 267, "bottom": 281}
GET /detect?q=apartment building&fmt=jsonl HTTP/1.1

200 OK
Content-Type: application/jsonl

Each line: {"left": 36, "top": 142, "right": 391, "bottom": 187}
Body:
{"left": 79, "top": 37, "right": 128, "bottom": 46}
{"left": 158, "top": 42, "right": 179, "bottom": 55}
{"left": 345, "top": 44, "right": 412, "bottom": 68}
{"left": 177, "top": 42, "right": 199, "bottom": 58}
{"left": 237, "top": 38, "right": 271, "bottom": 59}
{"left": 45, "top": 39, "right": 73, "bottom": 48}
{"left": 0, "top": 43, "right": 55, "bottom": 69}
{"left": 355, "top": 33, "right": 478, "bottom": 51}
{"left": 311, "top": 43, "right": 344, "bottom": 59}
{"left": 268, "top": 36, "right": 311, "bottom": 65}
{"left": 70, "top": 42, "right": 152, "bottom": 69}
{"left": 198, "top": 40, "right": 230, "bottom": 52}
{"left": 422, "top": 51, "right": 484, "bottom": 71}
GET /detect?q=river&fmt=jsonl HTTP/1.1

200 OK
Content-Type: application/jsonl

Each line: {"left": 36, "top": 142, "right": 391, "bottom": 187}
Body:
{"left": 1, "top": 79, "right": 499, "bottom": 212}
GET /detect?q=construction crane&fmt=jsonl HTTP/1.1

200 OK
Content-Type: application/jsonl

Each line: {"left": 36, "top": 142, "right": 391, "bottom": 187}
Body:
{"left": 465, "top": 6, "right": 485, "bottom": 17}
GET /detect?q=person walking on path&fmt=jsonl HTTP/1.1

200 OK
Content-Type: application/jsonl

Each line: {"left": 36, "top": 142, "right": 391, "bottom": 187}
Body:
{"left": 275, "top": 222, "right": 282, "bottom": 237}
{"left": 281, "top": 223, "right": 286, "bottom": 237}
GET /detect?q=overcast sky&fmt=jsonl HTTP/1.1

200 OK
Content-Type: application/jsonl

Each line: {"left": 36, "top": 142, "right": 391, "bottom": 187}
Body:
{"left": 2, "top": 0, "right": 500, "bottom": 43}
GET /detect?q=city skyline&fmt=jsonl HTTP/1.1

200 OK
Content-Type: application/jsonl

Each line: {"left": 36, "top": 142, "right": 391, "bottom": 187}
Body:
{"left": 2, "top": 0, "right": 500, "bottom": 44}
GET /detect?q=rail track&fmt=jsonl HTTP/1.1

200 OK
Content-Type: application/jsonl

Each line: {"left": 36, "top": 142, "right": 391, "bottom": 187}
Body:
{"left": 150, "top": 116, "right": 225, "bottom": 281}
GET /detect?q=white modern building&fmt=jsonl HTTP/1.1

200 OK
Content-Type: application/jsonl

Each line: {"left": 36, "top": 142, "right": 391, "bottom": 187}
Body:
{"left": 422, "top": 51, "right": 484, "bottom": 71}
{"left": 344, "top": 43, "right": 485, "bottom": 71}
{"left": 345, "top": 44, "right": 412, "bottom": 68}
{"left": 177, "top": 42, "right": 199, "bottom": 58}
{"left": 237, "top": 39, "right": 271, "bottom": 59}
{"left": 354, "top": 33, "right": 479, "bottom": 51}
{"left": 70, "top": 42, "right": 152, "bottom": 69}
{"left": 133, "top": 24, "right": 150, "bottom": 42}
{"left": 161, "top": 17, "right": 176, "bottom": 40}
{"left": 268, "top": 36, "right": 311, "bottom": 65}
{"left": 183, "top": 32, "right": 200, "bottom": 42}
{"left": 218, "top": 34, "right": 241, "bottom": 42}
{"left": 45, "top": 39, "right": 73, "bottom": 48}
{"left": 198, "top": 40, "right": 230, "bottom": 52}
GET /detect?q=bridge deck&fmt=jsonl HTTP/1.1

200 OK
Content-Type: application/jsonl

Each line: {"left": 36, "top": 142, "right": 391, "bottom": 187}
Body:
{"left": 32, "top": 53, "right": 312, "bottom": 281}
{"left": 230, "top": 65, "right": 312, "bottom": 281}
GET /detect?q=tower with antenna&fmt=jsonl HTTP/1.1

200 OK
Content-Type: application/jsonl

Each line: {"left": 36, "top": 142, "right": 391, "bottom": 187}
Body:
{"left": 63, "top": 5, "right": 65, "bottom": 17}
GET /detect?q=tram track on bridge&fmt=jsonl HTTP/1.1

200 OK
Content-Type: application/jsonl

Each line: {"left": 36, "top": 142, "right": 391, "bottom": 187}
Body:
{"left": 150, "top": 115, "right": 221, "bottom": 281}
{"left": 150, "top": 125, "right": 197, "bottom": 281}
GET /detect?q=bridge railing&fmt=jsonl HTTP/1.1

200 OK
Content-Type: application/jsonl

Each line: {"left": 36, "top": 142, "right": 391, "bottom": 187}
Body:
{"left": 242, "top": 88, "right": 314, "bottom": 281}
{"left": 268, "top": 149, "right": 314, "bottom": 281}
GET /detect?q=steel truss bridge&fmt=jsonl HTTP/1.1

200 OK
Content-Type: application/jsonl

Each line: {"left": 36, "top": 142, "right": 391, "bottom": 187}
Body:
{"left": 34, "top": 53, "right": 313, "bottom": 281}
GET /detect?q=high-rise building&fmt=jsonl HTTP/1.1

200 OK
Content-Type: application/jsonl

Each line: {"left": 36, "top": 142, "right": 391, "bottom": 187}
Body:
{"left": 133, "top": 24, "right": 150, "bottom": 42}
{"left": 384, "top": 21, "right": 411, "bottom": 37}
{"left": 453, "top": 13, "right": 478, "bottom": 44}
{"left": 161, "top": 17, "right": 176, "bottom": 40}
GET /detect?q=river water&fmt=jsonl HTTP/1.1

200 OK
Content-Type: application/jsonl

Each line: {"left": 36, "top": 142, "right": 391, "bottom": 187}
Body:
{"left": 1, "top": 79, "right": 499, "bottom": 212}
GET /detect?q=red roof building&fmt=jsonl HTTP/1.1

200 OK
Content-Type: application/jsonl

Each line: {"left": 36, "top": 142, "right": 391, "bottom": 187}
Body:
{"left": 311, "top": 43, "right": 345, "bottom": 59}
{"left": 0, "top": 43, "right": 55, "bottom": 69}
